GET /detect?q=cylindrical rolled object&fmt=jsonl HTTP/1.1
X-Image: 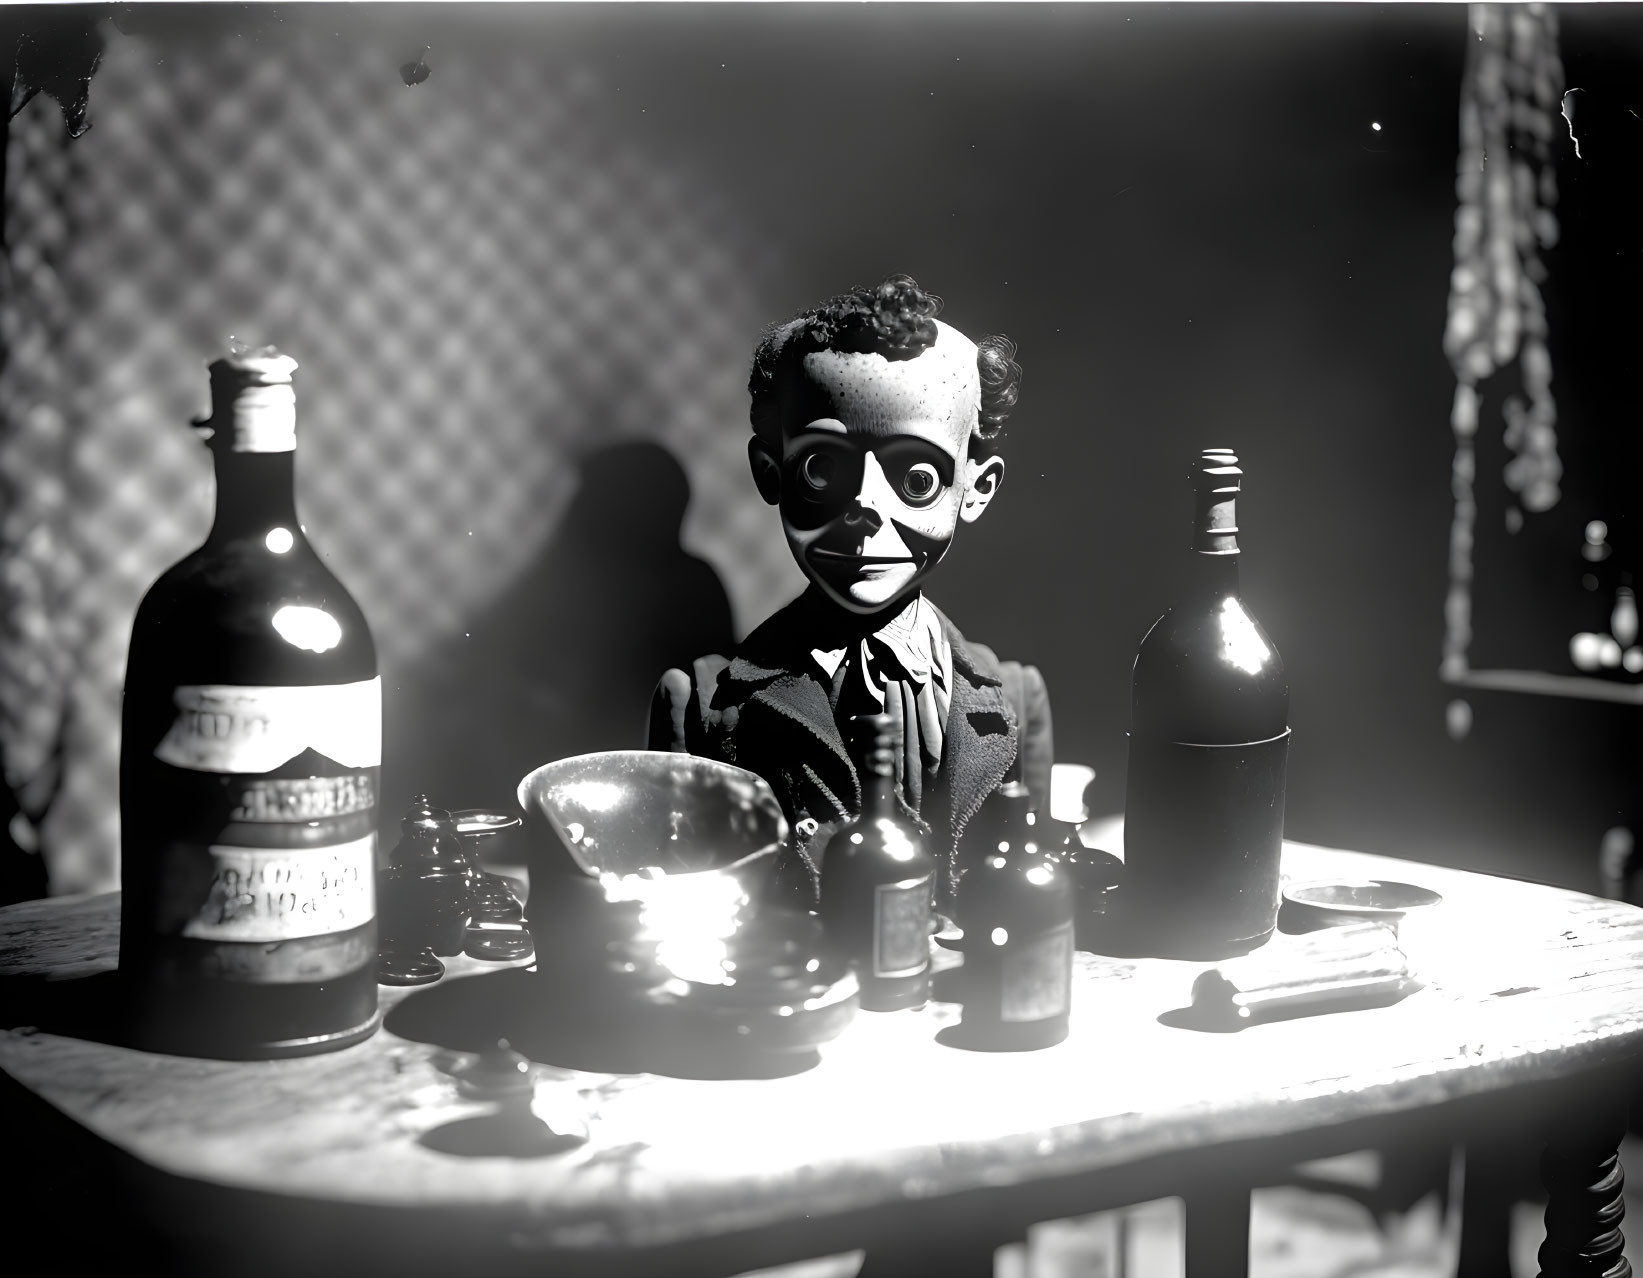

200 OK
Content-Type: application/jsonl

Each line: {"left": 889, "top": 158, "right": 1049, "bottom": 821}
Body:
{"left": 1189, "top": 921, "right": 1415, "bottom": 1027}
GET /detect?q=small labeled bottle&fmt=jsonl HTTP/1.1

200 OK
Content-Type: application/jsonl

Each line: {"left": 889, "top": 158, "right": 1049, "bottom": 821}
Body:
{"left": 956, "top": 782, "right": 1075, "bottom": 1050}
{"left": 1124, "top": 449, "right": 1290, "bottom": 959}
{"left": 818, "top": 714, "right": 934, "bottom": 1012}
{"left": 119, "top": 347, "right": 381, "bottom": 1057}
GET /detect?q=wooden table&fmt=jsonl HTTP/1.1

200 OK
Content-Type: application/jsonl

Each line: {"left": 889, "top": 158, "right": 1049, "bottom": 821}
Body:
{"left": 3, "top": 835, "right": 1640, "bottom": 1278}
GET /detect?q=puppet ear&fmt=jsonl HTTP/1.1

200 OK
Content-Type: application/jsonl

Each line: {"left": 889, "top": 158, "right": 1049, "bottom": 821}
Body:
{"left": 959, "top": 455, "right": 1004, "bottom": 524}
{"left": 748, "top": 437, "right": 782, "bottom": 505}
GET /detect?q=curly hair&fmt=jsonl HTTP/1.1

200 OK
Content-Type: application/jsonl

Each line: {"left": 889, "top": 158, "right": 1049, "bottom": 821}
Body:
{"left": 748, "top": 275, "right": 1022, "bottom": 459}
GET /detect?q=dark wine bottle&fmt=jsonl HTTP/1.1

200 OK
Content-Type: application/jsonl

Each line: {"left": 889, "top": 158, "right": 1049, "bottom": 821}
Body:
{"left": 119, "top": 347, "right": 382, "bottom": 1058}
{"left": 1124, "top": 449, "right": 1290, "bottom": 959}
{"left": 955, "top": 781, "right": 1075, "bottom": 1050}
{"left": 818, "top": 714, "right": 933, "bottom": 1012}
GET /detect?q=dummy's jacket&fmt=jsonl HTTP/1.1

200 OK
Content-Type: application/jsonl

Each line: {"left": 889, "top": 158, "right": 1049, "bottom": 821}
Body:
{"left": 647, "top": 595, "right": 1053, "bottom": 908}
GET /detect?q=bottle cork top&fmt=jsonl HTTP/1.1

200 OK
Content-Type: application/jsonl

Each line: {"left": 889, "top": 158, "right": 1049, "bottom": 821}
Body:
{"left": 1193, "top": 448, "right": 1241, "bottom": 484}
{"left": 209, "top": 343, "right": 299, "bottom": 388}
{"left": 1191, "top": 447, "right": 1242, "bottom": 554}
{"left": 203, "top": 343, "right": 300, "bottom": 453}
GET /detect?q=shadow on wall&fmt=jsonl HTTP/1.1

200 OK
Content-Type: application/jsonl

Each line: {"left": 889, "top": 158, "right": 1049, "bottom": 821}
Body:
{"left": 385, "top": 439, "right": 737, "bottom": 823}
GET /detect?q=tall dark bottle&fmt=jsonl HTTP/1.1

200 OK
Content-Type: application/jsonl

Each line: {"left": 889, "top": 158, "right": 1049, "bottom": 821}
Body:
{"left": 119, "top": 348, "right": 382, "bottom": 1057}
{"left": 818, "top": 714, "right": 934, "bottom": 1012}
{"left": 1124, "top": 449, "right": 1290, "bottom": 959}
{"left": 955, "top": 781, "right": 1075, "bottom": 1050}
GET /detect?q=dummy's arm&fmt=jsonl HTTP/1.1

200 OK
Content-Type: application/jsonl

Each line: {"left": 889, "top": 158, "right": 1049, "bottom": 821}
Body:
{"left": 645, "top": 655, "right": 731, "bottom": 752}
{"left": 646, "top": 668, "right": 694, "bottom": 752}
{"left": 1000, "top": 661, "right": 1055, "bottom": 812}
{"left": 1021, "top": 664, "right": 1055, "bottom": 811}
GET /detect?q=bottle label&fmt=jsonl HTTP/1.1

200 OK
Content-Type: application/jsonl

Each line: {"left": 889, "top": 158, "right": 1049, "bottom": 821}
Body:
{"left": 873, "top": 876, "right": 932, "bottom": 979}
{"left": 161, "top": 834, "right": 376, "bottom": 942}
{"left": 1001, "top": 921, "right": 1074, "bottom": 1023}
{"left": 229, "top": 774, "right": 376, "bottom": 824}
{"left": 1123, "top": 729, "right": 1290, "bottom": 947}
{"left": 154, "top": 678, "right": 382, "bottom": 773}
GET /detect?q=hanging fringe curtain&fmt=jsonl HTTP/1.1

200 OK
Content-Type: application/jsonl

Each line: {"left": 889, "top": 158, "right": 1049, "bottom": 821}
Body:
{"left": 1441, "top": 3, "right": 1565, "bottom": 681}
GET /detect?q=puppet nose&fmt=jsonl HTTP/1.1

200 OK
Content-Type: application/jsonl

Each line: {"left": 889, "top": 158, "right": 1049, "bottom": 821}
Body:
{"left": 849, "top": 452, "right": 896, "bottom": 528}
{"left": 843, "top": 503, "right": 883, "bottom": 532}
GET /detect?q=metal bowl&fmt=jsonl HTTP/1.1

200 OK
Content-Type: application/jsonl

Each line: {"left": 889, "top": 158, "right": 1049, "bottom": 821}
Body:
{"left": 515, "top": 751, "right": 789, "bottom": 888}
{"left": 1282, "top": 878, "right": 1443, "bottom": 928}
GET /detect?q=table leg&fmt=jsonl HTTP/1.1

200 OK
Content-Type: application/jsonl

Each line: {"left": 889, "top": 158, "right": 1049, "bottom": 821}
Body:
{"left": 1183, "top": 1186, "right": 1250, "bottom": 1278}
{"left": 1537, "top": 1079, "right": 1631, "bottom": 1278}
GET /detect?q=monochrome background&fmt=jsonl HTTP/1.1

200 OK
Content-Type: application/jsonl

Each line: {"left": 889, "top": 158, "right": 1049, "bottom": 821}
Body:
{"left": 2, "top": 3, "right": 1638, "bottom": 899}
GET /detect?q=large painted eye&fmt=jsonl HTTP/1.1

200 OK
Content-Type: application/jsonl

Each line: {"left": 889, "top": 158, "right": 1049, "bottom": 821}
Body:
{"left": 800, "top": 451, "right": 836, "bottom": 492}
{"left": 899, "top": 462, "right": 942, "bottom": 506}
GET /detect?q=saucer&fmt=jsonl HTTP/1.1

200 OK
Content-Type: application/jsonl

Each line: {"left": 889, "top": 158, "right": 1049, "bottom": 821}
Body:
{"left": 1282, "top": 878, "right": 1443, "bottom": 930}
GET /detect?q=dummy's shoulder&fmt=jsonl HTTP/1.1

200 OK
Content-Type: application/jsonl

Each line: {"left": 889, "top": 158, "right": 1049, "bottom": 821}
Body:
{"left": 927, "top": 601, "right": 1006, "bottom": 689}
{"left": 928, "top": 601, "right": 1052, "bottom": 729}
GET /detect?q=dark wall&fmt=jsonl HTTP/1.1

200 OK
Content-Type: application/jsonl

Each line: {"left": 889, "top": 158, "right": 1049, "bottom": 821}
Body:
{"left": 521, "top": 3, "right": 1475, "bottom": 863}
{"left": 509, "top": 1, "right": 1637, "bottom": 890}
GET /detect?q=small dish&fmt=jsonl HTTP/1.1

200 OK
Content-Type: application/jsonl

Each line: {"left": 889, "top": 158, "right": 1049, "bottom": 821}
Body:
{"left": 1282, "top": 878, "right": 1443, "bottom": 930}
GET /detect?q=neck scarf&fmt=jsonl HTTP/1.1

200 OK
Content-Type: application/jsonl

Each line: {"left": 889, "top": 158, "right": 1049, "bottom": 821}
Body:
{"left": 809, "top": 594, "right": 954, "bottom": 813}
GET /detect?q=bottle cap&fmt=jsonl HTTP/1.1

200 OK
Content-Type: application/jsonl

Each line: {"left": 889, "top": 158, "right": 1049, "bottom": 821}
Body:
{"left": 212, "top": 342, "right": 298, "bottom": 387}
{"left": 1191, "top": 448, "right": 1242, "bottom": 554}
{"left": 401, "top": 793, "right": 454, "bottom": 834}
{"left": 202, "top": 343, "right": 300, "bottom": 454}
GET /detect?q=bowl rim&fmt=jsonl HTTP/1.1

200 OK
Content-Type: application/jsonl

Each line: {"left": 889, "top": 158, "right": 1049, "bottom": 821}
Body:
{"left": 516, "top": 748, "right": 781, "bottom": 799}
{"left": 515, "top": 750, "right": 790, "bottom": 878}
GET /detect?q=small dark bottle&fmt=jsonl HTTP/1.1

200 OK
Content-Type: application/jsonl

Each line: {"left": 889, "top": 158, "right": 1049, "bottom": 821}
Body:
{"left": 1124, "top": 449, "right": 1291, "bottom": 959}
{"left": 956, "top": 782, "right": 1075, "bottom": 1050}
{"left": 818, "top": 714, "right": 934, "bottom": 1012}
{"left": 119, "top": 348, "right": 381, "bottom": 1058}
{"left": 376, "top": 795, "right": 476, "bottom": 985}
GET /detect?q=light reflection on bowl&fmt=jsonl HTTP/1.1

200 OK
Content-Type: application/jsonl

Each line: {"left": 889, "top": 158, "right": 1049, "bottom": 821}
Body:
{"left": 516, "top": 750, "right": 789, "bottom": 886}
{"left": 601, "top": 866, "right": 750, "bottom": 985}
{"left": 561, "top": 779, "right": 626, "bottom": 815}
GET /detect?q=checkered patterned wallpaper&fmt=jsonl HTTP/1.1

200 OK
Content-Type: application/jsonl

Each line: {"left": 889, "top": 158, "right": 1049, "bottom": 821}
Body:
{"left": 1, "top": 19, "right": 802, "bottom": 894}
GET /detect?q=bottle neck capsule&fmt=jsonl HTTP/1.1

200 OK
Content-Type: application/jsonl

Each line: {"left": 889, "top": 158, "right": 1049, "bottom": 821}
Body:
{"left": 1191, "top": 457, "right": 1241, "bottom": 555}
{"left": 851, "top": 714, "right": 902, "bottom": 818}
{"left": 207, "top": 349, "right": 299, "bottom": 451}
{"left": 201, "top": 348, "right": 303, "bottom": 545}
{"left": 862, "top": 750, "right": 899, "bottom": 817}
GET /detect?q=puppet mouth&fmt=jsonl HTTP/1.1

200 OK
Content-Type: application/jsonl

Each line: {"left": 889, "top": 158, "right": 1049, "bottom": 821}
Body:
{"left": 809, "top": 550, "right": 915, "bottom": 565}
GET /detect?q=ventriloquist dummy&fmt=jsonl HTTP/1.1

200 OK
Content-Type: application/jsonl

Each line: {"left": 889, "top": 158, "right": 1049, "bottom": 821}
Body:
{"left": 648, "top": 275, "right": 1053, "bottom": 908}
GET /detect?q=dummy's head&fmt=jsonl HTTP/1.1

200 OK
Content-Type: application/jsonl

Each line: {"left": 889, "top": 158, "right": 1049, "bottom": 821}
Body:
{"left": 747, "top": 275, "right": 1022, "bottom": 616}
